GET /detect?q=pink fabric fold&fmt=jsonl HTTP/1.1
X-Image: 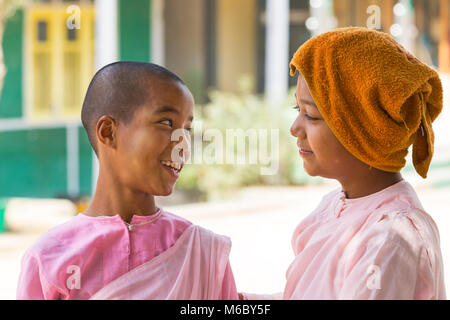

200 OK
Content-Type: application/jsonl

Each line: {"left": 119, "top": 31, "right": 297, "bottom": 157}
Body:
{"left": 90, "top": 224, "right": 231, "bottom": 299}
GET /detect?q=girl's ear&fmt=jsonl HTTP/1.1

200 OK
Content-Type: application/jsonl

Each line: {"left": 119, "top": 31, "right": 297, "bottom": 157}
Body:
{"left": 96, "top": 115, "right": 117, "bottom": 149}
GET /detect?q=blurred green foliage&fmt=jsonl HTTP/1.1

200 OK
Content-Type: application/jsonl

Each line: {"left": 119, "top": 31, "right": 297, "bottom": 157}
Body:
{"left": 176, "top": 76, "right": 322, "bottom": 200}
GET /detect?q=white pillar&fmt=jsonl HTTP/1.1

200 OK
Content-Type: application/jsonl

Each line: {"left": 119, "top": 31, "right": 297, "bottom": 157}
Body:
{"left": 264, "top": 0, "right": 290, "bottom": 106}
{"left": 151, "top": 0, "right": 165, "bottom": 66}
{"left": 94, "top": 0, "right": 118, "bottom": 71}
{"left": 92, "top": 0, "right": 118, "bottom": 194}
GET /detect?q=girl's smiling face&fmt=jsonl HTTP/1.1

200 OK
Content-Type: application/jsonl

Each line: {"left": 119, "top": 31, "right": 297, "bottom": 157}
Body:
{"left": 99, "top": 79, "right": 194, "bottom": 197}
{"left": 290, "top": 75, "right": 363, "bottom": 179}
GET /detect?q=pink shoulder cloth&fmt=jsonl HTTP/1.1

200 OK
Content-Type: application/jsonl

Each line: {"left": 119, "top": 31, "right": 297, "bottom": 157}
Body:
{"left": 90, "top": 224, "right": 231, "bottom": 300}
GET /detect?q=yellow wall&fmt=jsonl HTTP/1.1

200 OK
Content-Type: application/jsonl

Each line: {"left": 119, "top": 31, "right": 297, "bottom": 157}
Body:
{"left": 216, "top": 0, "right": 256, "bottom": 93}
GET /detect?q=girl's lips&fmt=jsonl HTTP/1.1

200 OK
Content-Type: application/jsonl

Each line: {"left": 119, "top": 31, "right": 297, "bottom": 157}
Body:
{"left": 297, "top": 142, "right": 313, "bottom": 153}
{"left": 299, "top": 149, "right": 314, "bottom": 156}
{"left": 162, "top": 164, "right": 180, "bottom": 178}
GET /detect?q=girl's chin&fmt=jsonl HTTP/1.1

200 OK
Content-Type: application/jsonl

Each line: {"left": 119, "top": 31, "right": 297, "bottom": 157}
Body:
{"left": 158, "top": 189, "right": 174, "bottom": 197}
{"left": 303, "top": 165, "right": 331, "bottom": 179}
{"left": 137, "top": 182, "right": 175, "bottom": 197}
{"left": 303, "top": 163, "right": 320, "bottom": 177}
{"left": 154, "top": 183, "right": 176, "bottom": 197}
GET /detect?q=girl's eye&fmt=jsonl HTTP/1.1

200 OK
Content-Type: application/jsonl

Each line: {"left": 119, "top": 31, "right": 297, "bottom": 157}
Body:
{"left": 305, "top": 114, "right": 319, "bottom": 121}
{"left": 160, "top": 119, "right": 173, "bottom": 127}
{"left": 293, "top": 106, "right": 319, "bottom": 121}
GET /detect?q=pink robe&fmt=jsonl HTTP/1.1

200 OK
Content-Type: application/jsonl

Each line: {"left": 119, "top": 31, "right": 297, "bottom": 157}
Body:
{"left": 284, "top": 180, "right": 446, "bottom": 299}
{"left": 17, "top": 210, "right": 238, "bottom": 300}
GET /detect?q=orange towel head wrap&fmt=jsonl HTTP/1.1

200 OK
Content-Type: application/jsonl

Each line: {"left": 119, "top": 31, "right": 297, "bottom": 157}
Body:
{"left": 290, "top": 27, "right": 443, "bottom": 178}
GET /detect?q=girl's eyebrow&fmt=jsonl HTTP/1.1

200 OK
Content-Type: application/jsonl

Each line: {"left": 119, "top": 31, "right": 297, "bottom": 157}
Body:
{"left": 156, "top": 105, "right": 194, "bottom": 121}
{"left": 294, "top": 93, "right": 318, "bottom": 109}
{"left": 156, "top": 105, "right": 179, "bottom": 114}
{"left": 299, "top": 99, "right": 318, "bottom": 109}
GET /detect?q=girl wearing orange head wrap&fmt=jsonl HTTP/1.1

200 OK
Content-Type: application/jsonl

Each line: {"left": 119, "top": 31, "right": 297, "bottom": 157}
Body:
{"left": 284, "top": 27, "right": 446, "bottom": 299}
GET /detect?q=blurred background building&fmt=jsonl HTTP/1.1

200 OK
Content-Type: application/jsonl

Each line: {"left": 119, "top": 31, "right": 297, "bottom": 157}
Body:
{"left": 0, "top": 0, "right": 449, "bottom": 201}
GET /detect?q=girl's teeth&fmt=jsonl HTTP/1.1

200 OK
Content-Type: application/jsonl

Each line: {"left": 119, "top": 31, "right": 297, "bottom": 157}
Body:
{"left": 162, "top": 161, "right": 181, "bottom": 171}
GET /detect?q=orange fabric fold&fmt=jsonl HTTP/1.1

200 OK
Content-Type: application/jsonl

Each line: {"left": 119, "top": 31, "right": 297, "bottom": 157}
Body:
{"left": 289, "top": 27, "right": 443, "bottom": 178}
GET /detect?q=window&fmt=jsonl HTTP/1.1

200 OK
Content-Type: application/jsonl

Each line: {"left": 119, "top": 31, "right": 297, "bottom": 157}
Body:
{"left": 26, "top": 3, "right": 94, "bottom": 119}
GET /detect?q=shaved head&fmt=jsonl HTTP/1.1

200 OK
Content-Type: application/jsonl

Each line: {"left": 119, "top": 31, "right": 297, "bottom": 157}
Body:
{"left": 81, "top": 61, "right": 185, "bottom": 154}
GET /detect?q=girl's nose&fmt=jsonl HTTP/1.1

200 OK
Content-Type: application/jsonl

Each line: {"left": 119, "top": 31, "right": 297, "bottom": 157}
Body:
{"left": 290, "top": 117, "right": 305, "bottom": 139}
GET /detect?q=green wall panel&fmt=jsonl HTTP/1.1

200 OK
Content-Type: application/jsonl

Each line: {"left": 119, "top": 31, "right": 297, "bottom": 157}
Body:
{"left": 119, "top": 0, "right": 151, "bottom": 62}
{"left": 0, "top": 128, "right": 67, "bottom": 198}
{"left": 0, "top": 9, "right": 23, "bottom": 118}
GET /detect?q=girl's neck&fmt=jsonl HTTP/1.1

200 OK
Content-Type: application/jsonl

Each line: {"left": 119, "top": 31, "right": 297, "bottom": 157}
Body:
{"left": 83, "top": 169, "right": 157, "bottom": 223}
{"left": 339, "top": 171, "right": 404, "bottom": 199}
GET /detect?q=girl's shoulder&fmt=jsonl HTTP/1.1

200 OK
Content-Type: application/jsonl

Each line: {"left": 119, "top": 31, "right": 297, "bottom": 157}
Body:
{"left": 158, "top": 210, "right": 193, "bottom": 227}
{"left": 26, "top": 215, "right": 85, "bottom": 256}
{"left": 378, "top": 207, "right": 439, "bottom": 244}
{"left": 363, "top": 206, "right": 442, "bottom": 270}
{"left": 364, "top": 182, "right": 439, "bottom": 248}
{"left": 159, "top": 210, "right": 229, "bottom": 244}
